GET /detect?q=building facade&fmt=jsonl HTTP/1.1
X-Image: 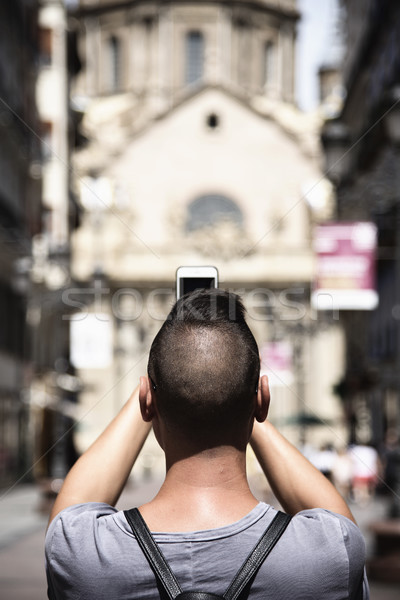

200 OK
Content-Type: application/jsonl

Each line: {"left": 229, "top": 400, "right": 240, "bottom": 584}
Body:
{"left": 67, "top": 0, "right": 345, "bottom": 470}
{"left": 0, "top": 0, "right": 82, "bottom": 490}
{"left": 0, "top": 1, "right": 42, "bottom": 488}
{"left": 321, "top": 0, "right": 400, "bottom": 448}
{"left": 30, "top": 0, "right": 83, "bottom": 488}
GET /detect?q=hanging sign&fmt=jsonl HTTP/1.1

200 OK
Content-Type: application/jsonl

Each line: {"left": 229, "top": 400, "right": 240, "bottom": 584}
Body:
{"left": 311, "top": 222, "right": 378, "bottom": 310}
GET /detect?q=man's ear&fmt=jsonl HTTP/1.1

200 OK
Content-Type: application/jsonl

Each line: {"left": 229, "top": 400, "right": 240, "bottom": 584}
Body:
{"left": 139, "top": 376, "right": 156, "bottom": 422}
{"left": 255, "top": 375, "right": 270, "bottom": 423}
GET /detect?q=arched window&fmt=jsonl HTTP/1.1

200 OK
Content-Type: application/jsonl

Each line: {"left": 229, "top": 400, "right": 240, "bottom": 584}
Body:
{"left": 185, "top": 30, "right": 204, "bottom": 85}
{"left": 186, "top": 195, "right": 243, "bottom": 232}
{"left": 109, "top": 35, "right": 121, "bottom": 91}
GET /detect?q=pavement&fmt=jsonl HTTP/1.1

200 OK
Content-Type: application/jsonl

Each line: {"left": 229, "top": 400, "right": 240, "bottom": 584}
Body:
{"left": 0, "top": 477, "right": 399, "bottom": 599}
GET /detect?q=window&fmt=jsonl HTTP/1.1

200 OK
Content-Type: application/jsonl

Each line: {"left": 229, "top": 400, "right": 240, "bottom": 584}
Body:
{"left": 263, "top": 41, "right": 275, "bottom": 89}
{"left": 109, "top": 35, "right": 121, "bottom": 92}
{"left": 38, "top": 27, "right": 52, "bottom": 66}
{"left": 185, "top": 30, "right": 204, "bottom": 85}
{"left": 206, "top": 113, "right": 220, "bottom": 130}
{"left": 186, "top": 195, "right": 243, "bottom": 232}
{"left": 0, "top": 282, "right": 26, "bottom": 359}
{"left": 41, "top": 121, "right": 53, "bottom": 161}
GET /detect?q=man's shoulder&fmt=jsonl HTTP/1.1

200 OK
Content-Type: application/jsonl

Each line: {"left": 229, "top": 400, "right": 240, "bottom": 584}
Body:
{"left": 291, "top": 508, "right": 364, "bottom": 544}
{"left": 293, "top": 507, "right": 361, "bottom": 531}
{"left": 46, "top": 502, "right": 118, "bottom": 548}
{"left": 48, "top": 501, "right": 117, "bottom": 524}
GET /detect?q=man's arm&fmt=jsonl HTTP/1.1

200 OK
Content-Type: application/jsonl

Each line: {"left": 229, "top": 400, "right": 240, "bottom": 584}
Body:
{"left": 251, "top": 376, "right": 356, "bottom": 522}
{"left": 48, "top": 379, "right": 152, "bottom": 526}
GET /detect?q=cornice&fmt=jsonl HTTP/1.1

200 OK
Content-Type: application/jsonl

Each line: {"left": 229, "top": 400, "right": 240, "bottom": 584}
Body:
{"left": 69, "top": 0, "right": 300, "bottom": 21}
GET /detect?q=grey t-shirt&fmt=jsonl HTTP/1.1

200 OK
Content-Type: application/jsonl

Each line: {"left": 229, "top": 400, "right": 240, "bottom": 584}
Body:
{"left": 45, "top": 502, "right": 369, "bottom": 599}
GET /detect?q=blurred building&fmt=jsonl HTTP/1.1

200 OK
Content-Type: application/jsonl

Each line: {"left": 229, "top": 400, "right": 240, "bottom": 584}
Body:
{"left": 67, "top": 0, "right": 346, "bottom": 467}
{"left": 0, "top": 1, "right": 42, "bottom": 488}
{"left": 321, "top": 0, "right": 400, "bottom": 447}
{"left": 0, "top": 0, "right": 82, "bottom": 490}
{"left": 30, "top": 0, "right": 84, "bottom": 488}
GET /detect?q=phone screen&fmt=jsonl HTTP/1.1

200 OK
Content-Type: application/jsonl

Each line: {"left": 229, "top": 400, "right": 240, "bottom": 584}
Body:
{"left": 179, "top": 277, "right": 216, "bottom": 298}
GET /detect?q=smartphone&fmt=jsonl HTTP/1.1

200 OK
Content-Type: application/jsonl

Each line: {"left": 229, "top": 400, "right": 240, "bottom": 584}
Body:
{"left": 176, "top": 266, "right": 219, "bottom": 299}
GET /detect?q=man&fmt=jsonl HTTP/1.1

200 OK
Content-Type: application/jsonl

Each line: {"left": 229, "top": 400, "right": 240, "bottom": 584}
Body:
{"left": 45, "top": 289, "right": 368, "bottom": 599}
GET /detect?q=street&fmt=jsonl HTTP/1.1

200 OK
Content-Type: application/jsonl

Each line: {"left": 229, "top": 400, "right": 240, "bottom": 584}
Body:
{"left": 0, "top": 478, "right": 399, "bottom": 599}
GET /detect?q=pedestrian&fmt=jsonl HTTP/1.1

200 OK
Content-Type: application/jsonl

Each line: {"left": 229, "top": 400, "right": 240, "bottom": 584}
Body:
{"left": 332, "top": 446, "right": 353, "bottom": 500}
{"left": 45, "top": 289, "right": 368, "bottom": 599}
{"left": 382, "top": 429, "right": 400, "bottom": 518}
{"left": 314, "top": 443, "right": 337, "bottom": 481}
{"left": 349, "top": 444, "right": 380, "bottom": 506}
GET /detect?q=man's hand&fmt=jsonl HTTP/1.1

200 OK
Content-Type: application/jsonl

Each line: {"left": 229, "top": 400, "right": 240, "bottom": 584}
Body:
{"left": 48, "top": 380, "right": 152, "bottom": 526}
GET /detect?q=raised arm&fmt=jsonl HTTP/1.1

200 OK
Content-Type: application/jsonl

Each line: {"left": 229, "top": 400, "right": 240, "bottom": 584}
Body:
{"left": 251, "top": 376, "right": 355, "bottom": 523}
{"left": 48, "top": 378, "right": 152, "bottom": 526}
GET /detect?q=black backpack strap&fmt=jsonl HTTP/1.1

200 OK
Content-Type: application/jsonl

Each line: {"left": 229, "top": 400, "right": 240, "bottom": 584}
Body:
{"left": 125, "top": 508, "right": 291, "bottom": 600}
{"left": 223, "top": 511, "right": 292, "bottom": 600}
{"left": 124, "top": 508, "right": 182, "bottom": 600}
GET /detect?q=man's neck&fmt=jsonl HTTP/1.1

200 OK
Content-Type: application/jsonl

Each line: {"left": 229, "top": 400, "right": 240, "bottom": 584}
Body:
{"left": 138, "top": 445, "right": 259, "bottom": 532}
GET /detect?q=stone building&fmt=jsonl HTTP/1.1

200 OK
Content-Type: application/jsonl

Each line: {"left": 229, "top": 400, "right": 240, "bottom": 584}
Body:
{"left": 67, "top": 0, "right": 345, "bottom": 468}
{"left": 30, "top": 0, "right": 83, "bottom": 487}
{"left": 321, "top": 0, "right": 400, "bottom": 449}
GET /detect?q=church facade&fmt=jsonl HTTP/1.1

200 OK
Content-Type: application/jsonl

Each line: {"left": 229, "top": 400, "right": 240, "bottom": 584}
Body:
{"left": 67, "top": 1, "right": 344, "bottom": 468}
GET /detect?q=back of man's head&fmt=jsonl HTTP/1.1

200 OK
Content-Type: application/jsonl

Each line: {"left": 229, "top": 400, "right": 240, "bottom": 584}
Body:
{"left": 148, "top": 289, "right": 260, "bottom": 447}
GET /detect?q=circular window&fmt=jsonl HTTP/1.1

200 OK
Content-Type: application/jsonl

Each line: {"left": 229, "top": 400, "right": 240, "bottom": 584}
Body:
{"left": 186, "top": 195, "right": 243, "bottom": 232}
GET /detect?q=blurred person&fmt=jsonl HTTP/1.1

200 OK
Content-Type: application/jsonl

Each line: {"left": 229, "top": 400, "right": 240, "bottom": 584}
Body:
{"left": 332, "top": 446, "right": 353, "bottom": 500}
{"left": 45, "top": 289, "right": 368, "bottom": 599}
{"left": 382, "top": 429, "right": 400, "bottom": 518}
{"left": 314, "top": 443, "right": 337, "bottom": 481}
{"left": 349, "top": 444, "right": 380, "bottom": 507}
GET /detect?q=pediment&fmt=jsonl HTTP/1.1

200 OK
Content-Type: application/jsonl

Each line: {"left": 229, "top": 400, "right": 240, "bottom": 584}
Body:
{"left": 72, "top": 84, "right": 329, "bottom": 281}
{"left": 75, "top": 85, "right": 322, "bottom": 173}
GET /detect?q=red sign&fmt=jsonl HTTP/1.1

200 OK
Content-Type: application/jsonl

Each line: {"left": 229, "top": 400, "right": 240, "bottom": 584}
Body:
{"left": 260, "top": 341, "right": 293, "bottom": 387}
{"left": 311, "top": 222, "right": 378, "bottom": 310}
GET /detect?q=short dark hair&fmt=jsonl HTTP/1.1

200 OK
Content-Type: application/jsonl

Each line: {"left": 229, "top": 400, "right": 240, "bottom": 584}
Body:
{"left": 148, "top": 289, "right": 260, "bottom": 445}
